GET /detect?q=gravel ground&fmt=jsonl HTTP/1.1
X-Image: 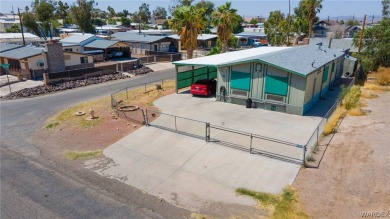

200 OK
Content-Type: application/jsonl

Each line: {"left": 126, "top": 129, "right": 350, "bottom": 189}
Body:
{"left": 293, "top": 91, "right": 390, "bottom": 218}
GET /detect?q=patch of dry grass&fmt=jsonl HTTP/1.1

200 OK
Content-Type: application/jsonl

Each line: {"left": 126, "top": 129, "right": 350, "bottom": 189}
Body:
{"left": 375, "top": 67, "right": 390, "bottom": 86}
{"left": 323, "top": 106, "right": 347, "bottom": 136}
{"left": 347, "top": 107, "right": 365, "bottom": 116}
{"left": 236, "top": 186, "right": 309, "bottom": 219}
{"left": 363, "top": 83, "right": 390, "bottom": 91}
{"left": 360, "top": 89, "right": 379, "bottom": 99}
{"left": 64, "top": 149, "right": 102, "bottom": 160}
{"left": 45, "top": 80, "right": 175, "bottom": 129}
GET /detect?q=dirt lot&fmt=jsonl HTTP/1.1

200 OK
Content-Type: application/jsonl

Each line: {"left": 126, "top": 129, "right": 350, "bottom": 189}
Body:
{"left": 294, "top": 90, "right": 390, "bottom": 218}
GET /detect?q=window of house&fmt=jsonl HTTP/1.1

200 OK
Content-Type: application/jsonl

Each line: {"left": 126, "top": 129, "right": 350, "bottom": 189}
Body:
{"left": 230, "top": 71, "right": 251, "bottom": 91}
{"left": 64, "top": 48, "right": 73, "bottom": 52}
{"left": 266, "top": 94, "right": 285, "bottom": 102}
{"left": 80, "top": 57, "right": 88, "bottom": 64}
{"left": 264, "top": 75, "right": 288, "bottom": 96}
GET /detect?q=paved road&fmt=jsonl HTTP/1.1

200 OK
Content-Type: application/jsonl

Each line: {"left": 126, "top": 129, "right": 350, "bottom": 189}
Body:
{"left": 0, "top": 68, "right": 189, "bottom": 218}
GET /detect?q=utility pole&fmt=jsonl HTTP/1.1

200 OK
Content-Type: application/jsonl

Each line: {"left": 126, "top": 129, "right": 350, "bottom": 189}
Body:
{"left": 18, "top": 7, "right": 25, "bottom": 46}
{"left": 357, "top": 15, "right": 366, "bottom": 59}
{"left": 372, "top": 14, "right": 374, "bottom": 24}
{"left": 287, "top": 0, "right": 291, "bottom": 46}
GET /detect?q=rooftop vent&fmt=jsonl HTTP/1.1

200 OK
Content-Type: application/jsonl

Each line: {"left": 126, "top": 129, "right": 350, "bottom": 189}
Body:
{"left": 312, "top": 60, "right": 316, "bottom": 67}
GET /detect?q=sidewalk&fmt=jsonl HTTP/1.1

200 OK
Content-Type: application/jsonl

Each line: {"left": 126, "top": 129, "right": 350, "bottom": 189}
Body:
{"left": 0, "top": 75, "right": 43, "bottom": 97}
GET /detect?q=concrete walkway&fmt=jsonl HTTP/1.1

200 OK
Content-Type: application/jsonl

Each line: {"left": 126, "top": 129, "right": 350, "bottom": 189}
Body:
{"left": 85, "top": 93, "right": 322, "bottom": 211}
{"left": 0, "top": 75, "right": 43, "bottom": 97}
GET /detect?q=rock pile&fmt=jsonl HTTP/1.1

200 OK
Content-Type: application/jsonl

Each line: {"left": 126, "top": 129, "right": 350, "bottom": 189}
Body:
{"left": 1, "top": 66, "right": 154, "bottom": 100}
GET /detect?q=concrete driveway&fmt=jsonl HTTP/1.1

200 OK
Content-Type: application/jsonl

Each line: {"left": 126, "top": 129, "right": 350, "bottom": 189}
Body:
{"left": 85, "top": 93, "right": 322, "bottom": 211}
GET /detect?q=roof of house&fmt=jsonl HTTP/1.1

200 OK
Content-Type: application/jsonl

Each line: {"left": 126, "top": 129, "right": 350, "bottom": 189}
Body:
{"left": 0, "top": 46, "right": 45, "bottom": 59}
{"left": 173, "top": 46, "right": 288, "bottom": 67}
{"left": 259, "top": 45, "right": 344, "bottom": 76}
{"left": 0, "top": 43, "right": 22, "bottom": 52}
{"left": 235, "top": 31, "right": 267, "bottom": 37}
{"left": 84, "top": 40, "right": 120, "bottom": 49}
{"left": 60, "top": 34, "right": 101, "bottom": 45}
{"left": 173, "top": 45, "right": 344, "bottom": 77}
{"left": 309, "top": 38, "right": 358, "bottom": 52}
{"left": 0, "top": 33, "right": 40, "bottom": 39}
{"left": 168, "top": 34, "right": 217, "bottom": 41}
{"left": 111, "top": 32, "right": 169, "bottom": 43}
{"left": 313, "top": 25, "right": 329, "bottom": 31}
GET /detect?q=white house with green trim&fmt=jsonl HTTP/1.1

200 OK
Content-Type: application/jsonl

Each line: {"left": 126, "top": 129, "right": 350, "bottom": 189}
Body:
{"left": 173, "top": 44, "right": 345, "bottom": 115}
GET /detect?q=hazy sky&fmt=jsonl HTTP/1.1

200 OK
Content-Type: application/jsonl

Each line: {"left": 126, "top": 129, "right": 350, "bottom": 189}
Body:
{"left": 0, "top": 0, "right": 383, "bottom": 19}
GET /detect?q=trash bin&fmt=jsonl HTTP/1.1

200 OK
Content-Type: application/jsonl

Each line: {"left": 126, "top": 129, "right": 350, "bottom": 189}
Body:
{"left": 246, "top": 98, "right": 252, "bottom": 108}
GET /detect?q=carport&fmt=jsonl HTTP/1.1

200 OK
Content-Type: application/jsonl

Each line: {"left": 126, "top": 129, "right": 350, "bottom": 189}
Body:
{"left": 174, "top": 65, "right": 218, "bottom": 92}
{"left": 84, "top": 39, "right": 131, "bottom": 60}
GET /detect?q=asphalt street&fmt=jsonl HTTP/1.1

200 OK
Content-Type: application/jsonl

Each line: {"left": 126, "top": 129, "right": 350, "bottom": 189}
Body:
{"left": 0, "top": 68, "right": 188, "bottom": 219}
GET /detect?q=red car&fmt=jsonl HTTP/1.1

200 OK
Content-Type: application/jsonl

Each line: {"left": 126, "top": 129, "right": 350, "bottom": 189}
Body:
{"left": 190, "top": 79, "right": 217, "bottom": 96}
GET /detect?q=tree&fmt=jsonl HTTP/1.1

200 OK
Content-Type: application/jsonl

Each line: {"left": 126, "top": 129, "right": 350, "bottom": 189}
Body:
{"left": 169, "top": 0, "right": 194, "bottom": 14}
{"left": 122, "top": 10, "right": 130, "bottom": 18}
{"left": 346, "top": 19, "right": 359, "bottom": 26}
{"left": 249, "top": 18, "right": 258, "bottom": 24}
{"left": 208, "top": 34, "right": 237, "bottom": 55}
{"left": 232, "top": 16, "right": 244, "bottom": 34}
{"left": 69, "top": 0, "right": 96, "bottom": 33}
{"left": 153, "top": 6, "right": 167, "bottom": 19}
{"left": 138, "top": 3, "right": 151, "bottom": 23}
{"left": 121, "top": 17, "right": 131, "bottom": 26}
{"left": 107, "top": 6, "right": 116, "bottom": 18}
{"left": 211, "top": 2, "right": 240, "bottom": 53}
{"left": 169, "top": 5, "right": 207, "bottom": 59}
{"left": 195, "top": 0, "right": 214, "bottom": 25}
{"left": 5, "top": 24, "right": 20, "bottom": 33}
{"left": 22, "top": 0, "right": 57, "bottom": 40}
{"left": 55, "top": 1, "right": 69, "bottom": 21}
{"left": 294, "top": 0, "right": 322, "bottom": 37}
{"left": 339, "top": 20, "right": 345, "bottom": 25}
{"left": 353, "top": 0, "right": 390, "bottom": 72}
{"left": 265, "top": 10, "right": 285, "bottom": 45}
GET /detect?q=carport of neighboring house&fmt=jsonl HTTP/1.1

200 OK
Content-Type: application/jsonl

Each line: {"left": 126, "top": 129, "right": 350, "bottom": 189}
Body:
{"left": 173, "top": 45, "right": 346, "bottom": 115}
{"left": 83, "top": 40, "right": 131, "bottom": 61}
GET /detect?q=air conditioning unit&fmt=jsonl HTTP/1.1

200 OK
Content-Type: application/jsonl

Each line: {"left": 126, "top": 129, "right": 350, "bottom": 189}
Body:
{"left": 36, "top": 61, "right": 44, "bottom": 67}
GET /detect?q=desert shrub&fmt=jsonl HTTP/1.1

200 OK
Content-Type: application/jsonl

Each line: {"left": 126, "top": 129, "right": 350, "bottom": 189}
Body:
{"left": 323, "top": 106, "right": 347, "bottom": 135}
{"left": 342, "top": 85, "right": 361, "bottom": 110}
{"left": 376, "top": 67, "right": 390, "bottom": 86}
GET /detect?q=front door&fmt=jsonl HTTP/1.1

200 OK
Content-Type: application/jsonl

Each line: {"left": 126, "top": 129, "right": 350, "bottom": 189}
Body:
{"left": 154, "top": 44, "right": 158, "bottom": 51}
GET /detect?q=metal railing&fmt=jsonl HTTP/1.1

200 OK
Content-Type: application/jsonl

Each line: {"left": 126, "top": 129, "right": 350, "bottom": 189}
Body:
{"left": 144, "top": 109, "right": 303, "bottom": 164}
{"left": 303, "top": 77, "right": 356, "bottom": 164}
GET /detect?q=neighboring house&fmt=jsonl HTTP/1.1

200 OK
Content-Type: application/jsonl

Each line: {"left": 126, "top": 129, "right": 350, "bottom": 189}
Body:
{"left": 168, "top": 34, "right": 218, "bottom": 51}
{"left": 84, "top": 39, "right": 131, "bottom": 61}
{"left": 0, "top": 33, "right": 48, "bottom": 45}
{"left": 0, "top": 14, "right": 20, "bottom": 33}
{"left": 0, "top": 45, "right": 46, "bottom": 78}
{"left": 60, "top": 33, "right": 102, "bottom": 53}
{"left": 344, "top": 26, "right": 361, "bottom": 38}
{"left": 173, "top": 45, "right": 345, "bottom": 115}
{"left": 95, "top": 25, "right": 125, "bottom": 36}
{"left": 235, "top": 32, "right": 268, "bottom": 46}
{"left": 0, "top": 42, "right": 94, "bottom": 78}
{"left": 313, "top": 25, "right": 329, "bottom": 38}
{"left": 126, "top": 29, "right": 176, "bottom": 36}
{"left": 0, "top": 42, "right": 23, "bottom": 52}
{"left": 111, "top": 32, "right": 175, "bottom": 55}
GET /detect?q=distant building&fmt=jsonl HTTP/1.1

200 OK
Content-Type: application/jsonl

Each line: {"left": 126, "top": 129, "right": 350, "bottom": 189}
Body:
{"left": 0, "top": 14, "right": 20, "bottom": 33}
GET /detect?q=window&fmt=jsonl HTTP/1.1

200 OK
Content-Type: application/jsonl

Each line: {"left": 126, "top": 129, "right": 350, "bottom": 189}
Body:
{"left": 264, "top": 75, "right": 288, "bottom": 96}
{"left": 64, "top": 48, "right": 73, "bottom": 52}
{"left": 266, "top": 94, "right": 284, "bottom": 102}
{"left": 322, "top": 66, "right": 329, "bottom": 83}
{"left": 230, "top": 71, "right": 251, "bottom": 91}
{"left": 231, "top": 89, "right": 248, "bottom": 96}
{"left": 80, "top": 57, "right": 88, "bottom": 64}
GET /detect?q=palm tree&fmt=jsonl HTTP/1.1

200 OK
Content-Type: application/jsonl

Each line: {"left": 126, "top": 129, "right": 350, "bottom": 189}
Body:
{"left": 169, "top": 6, "right": 207, "bottom": 59}
{"left": 211, "top": 2, "right": 240, "bottom": 53}
{"left": 304, "top": 0, "right": 323, "bottom": 37}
